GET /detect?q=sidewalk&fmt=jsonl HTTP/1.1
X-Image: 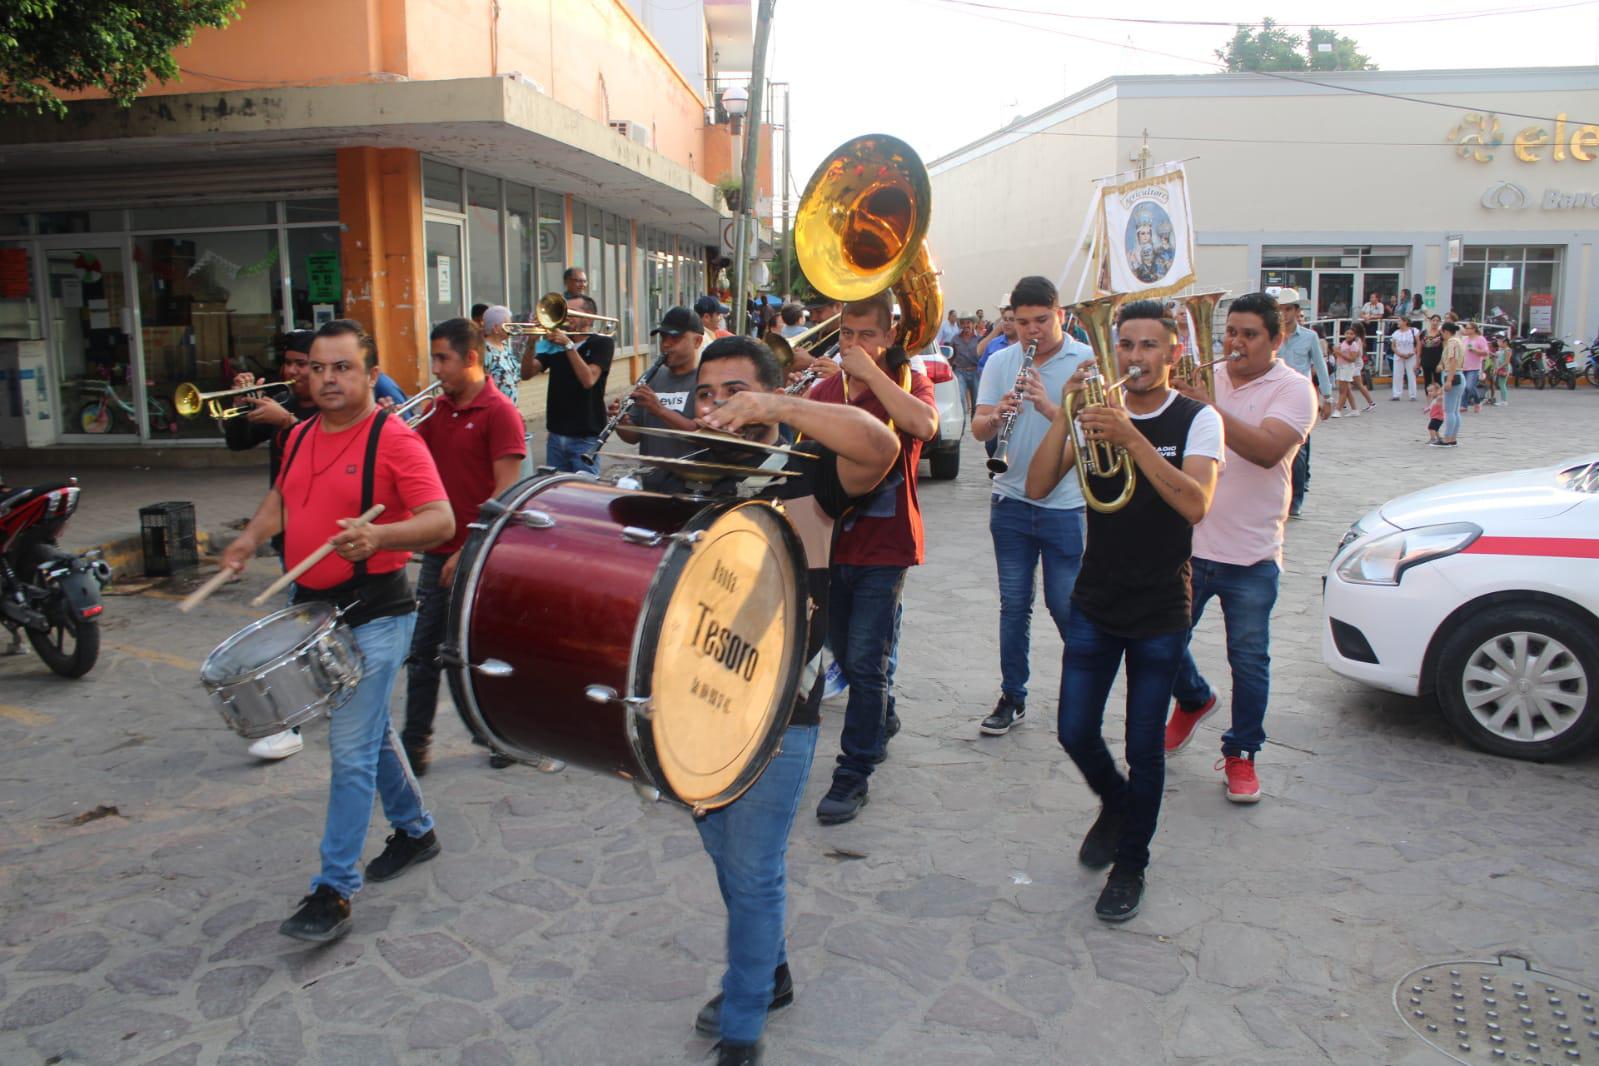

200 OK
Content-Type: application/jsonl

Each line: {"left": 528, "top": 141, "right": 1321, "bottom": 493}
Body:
{"left": 13, "top": 373, "right": 641, "bottom": 576}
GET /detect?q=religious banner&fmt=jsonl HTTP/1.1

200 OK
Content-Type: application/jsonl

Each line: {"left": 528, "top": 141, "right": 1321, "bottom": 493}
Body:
{"left": 1089, "top": 163, "right": 1197, "bottom": 301}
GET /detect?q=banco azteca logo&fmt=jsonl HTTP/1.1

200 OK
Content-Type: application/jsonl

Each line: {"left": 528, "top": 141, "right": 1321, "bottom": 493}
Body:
{"left": 1449, "top": 112, "right": 1504, "bottom": 163}
{"left": 1481, "top": 181, "right": 1528, "bottom": 210}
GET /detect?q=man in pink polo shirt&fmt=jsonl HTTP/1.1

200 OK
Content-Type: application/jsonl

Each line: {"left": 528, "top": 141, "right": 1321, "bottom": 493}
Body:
{"left": 1166, "top": 292, "right": 1317, "bottom": 803}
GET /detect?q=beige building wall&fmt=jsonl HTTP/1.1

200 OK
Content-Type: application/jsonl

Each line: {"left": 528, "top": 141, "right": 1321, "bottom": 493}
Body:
{"left": 930, "top": 69, "right": 1599, "bottom": 337}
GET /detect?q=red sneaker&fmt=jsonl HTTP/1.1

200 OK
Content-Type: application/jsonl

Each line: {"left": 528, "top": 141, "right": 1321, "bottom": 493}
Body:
{"left": 1163, "top": 695, "right": 1217, "bottom": 753}
{"left": 1218, "top": 756, "right": 1261, "bottom": 804}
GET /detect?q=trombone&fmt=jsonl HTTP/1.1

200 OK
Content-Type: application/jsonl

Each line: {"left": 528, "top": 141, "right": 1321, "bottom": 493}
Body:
{"left": 763, "top": 313, "right": 841, "bottom": 370}
{"left": 502, "top": 292, "right": 618, "bottom": 337}
{"left": 175, "top": 380, "right": 292, "bottom": 421}
{"left": 393, "top": 381, "right": 445, "bottom": 426}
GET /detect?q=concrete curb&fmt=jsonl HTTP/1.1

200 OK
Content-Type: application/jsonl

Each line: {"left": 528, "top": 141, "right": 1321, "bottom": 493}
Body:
{"left": 82, "top": 527, "right": 234, "bottom": 581}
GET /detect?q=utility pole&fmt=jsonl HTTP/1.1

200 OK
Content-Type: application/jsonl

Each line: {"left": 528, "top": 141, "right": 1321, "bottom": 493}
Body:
{"left": 732, "top": 0, "right": 776, "bottom": 335}
{"left": 780, "top": 82, "right": 792, "bottom": 302}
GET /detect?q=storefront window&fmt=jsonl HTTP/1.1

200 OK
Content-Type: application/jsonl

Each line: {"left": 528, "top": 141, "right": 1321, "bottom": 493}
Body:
{"left": 135, "top": 230, "right": 283, "bottom": 441}
{"left": 286, "top": 227, "right": 342, "bottom": 328}
{"left": 423, "top": 160, "right": 463, "bottom": 212}
{"left": 507, "top": 183, "right": 535, "bottom": 318}
{"left": 1, "top": 214, "right": 33, "bottom": 237}
{"left": 1453, "top": 246, "right": 1562, "bottom": 335}
{"left": 538, "top": 190, "right": 565, "bottom": 296}
{"left": 467, "top": 172, "right": 503, "bottom": 307}
{"left": 285, "top": 199, "right": 340, "bottom": 224}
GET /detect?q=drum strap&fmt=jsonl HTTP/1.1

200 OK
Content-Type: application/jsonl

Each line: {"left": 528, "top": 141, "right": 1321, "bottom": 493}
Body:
{"left": 736, "top": 450, "right": 793, "bottom": 496}
{"left": 276, "top": 406, "right": 391, "bottom": 580}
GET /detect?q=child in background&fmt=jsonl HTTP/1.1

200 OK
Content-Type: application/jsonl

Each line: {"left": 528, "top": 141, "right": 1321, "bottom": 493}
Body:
{"left": 1491, "top": 335, "right": 1512, "bottom": 407}
{"left": 1425, "top": 382, "right": 1445, "bottom": 443}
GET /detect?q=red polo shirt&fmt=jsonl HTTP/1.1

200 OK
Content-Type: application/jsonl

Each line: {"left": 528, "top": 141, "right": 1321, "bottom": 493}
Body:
{"left": 809, "top": 364, "right": 935, "bottom": 568}
{"left": 276, "top": 409, "right": 447, "bottom": 590}
{"left": 415, "top": 381, "right": 527, "bottom": 555}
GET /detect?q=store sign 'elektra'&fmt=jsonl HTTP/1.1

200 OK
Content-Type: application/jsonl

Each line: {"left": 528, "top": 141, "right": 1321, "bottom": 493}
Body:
{"left": 1449, "top": 112, "right": 1599, "bottom": 164}
{"left": 1479, "top": 180, "right": 1599, "bottom": 211}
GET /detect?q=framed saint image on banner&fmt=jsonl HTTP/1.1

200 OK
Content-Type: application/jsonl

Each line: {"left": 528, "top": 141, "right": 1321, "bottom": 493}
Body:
{"left": 1090, "top": 164, "right": 1197, "bottom": 300}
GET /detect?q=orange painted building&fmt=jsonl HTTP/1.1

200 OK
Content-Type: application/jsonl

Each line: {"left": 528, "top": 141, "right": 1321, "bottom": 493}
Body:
{"left": 0, "top": 0, "right": 777, "bottom": 449}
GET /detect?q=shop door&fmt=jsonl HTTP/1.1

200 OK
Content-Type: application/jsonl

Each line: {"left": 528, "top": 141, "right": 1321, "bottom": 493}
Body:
{"left": 425, "top": 218, "right": 464, "bottom": 329}
{"left": 1314, "top": 273, "right": 1355, "bottom": 321}
{"left": 38, "top": 242, "right": 157, "bottom": 439}
{"left": 1362, "top": 272, "right": 1402, "bottom": 316}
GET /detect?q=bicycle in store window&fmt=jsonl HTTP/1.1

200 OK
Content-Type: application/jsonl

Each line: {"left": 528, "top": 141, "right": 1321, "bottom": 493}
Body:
{"left": 75, "top": 372, "right": 177, "bottom": 435}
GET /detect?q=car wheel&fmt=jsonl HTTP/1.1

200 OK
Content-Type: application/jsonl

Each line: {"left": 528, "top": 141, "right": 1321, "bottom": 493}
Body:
{"left": 1435, "top": 603, "right": 1599, "bottom": 761}
{"left": 928, "top": 443, "right": 959, "bottom": 480}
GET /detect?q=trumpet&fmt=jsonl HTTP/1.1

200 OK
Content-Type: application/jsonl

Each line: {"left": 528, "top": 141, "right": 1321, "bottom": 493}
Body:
{"left": 764, "top": 313, "right": 841, "bottom": 370}
{"left": 985, "top": 340, "right": 1037, "bottom": 476}
{"left": 174, "top": 380, "right": 292, "bottom": 421}
{"left": 393, "top": 381, "right": 445, "bottom": 426}
{"left": 1062, "top": 295, "right": 1139, "bottom": 514}
{"left": 1172, "top": 291, "right": 1227, "bottom": 394}
{"left": 783, "top": 363, "right": 827, "bottom": 396}
{"left": 503, "top": 292, "right": 618, "bottom": 337}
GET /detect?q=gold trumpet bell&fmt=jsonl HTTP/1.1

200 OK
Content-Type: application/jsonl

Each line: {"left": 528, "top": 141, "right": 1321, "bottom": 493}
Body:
{"left": 173, "top": 382, "right": 204, "bottom": 419}
{"left": 1063, "top": 294, "right": 1137, "bottom": 514}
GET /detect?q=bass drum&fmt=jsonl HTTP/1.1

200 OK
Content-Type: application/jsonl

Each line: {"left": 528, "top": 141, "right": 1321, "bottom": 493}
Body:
{"left": 444, "top": 474, "right": 808, "bottom": 812}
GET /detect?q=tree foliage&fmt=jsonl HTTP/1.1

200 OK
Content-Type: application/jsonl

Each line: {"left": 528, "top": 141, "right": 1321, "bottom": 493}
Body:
{"left": 1216, "top": 18, "right": 1375, "bottom": 73}
{"left": 0, "top": 0, "right": 242, "bottom": 118}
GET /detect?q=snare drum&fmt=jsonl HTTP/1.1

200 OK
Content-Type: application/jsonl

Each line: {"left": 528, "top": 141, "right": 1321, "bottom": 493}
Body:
{"left": 445, "top": 474, "right": 807, "bottom": 811}
{"left": 200, "top": 602, "right": 364, "bottom": 738}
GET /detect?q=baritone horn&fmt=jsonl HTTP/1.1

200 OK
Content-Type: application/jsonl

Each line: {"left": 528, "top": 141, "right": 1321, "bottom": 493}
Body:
{"left": 1062, "top": 294, "right": 1139, "bottom": 514}
{"left": 793, "top": 133, "right": 942, "bottom": 353}
{"left": 1173, "top": 290, "right": 1228, "bottom": 394}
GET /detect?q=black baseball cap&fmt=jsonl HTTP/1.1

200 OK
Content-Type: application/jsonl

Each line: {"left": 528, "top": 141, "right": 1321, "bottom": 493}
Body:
{"left": 283, "top": 330, "right": 315, "bottom": 354}
{"left": 694, "top": 295, "right": 731, "bottom": 317}
{"left": 651, "top": 306, "right": 704, "bottom": 337}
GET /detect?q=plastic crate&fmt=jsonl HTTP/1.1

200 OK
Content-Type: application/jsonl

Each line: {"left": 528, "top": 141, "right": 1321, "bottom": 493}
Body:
{"left": 140, "top": 500, "right": 197, "bottom": 576}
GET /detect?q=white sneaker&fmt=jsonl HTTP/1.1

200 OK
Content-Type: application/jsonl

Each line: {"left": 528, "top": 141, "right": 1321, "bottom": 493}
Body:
{"left": 1329, "top": 411, "right": 1341, "bottom": 419}
{"left": 534, "top": 755, "right": 566, "bottom": 773}
{"left": 248, "top": 729, "right": 303, "bottom": 761}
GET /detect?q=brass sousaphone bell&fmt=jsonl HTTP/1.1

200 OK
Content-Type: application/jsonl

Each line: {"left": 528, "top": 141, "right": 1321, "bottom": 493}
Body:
{"left": 793, "top": 134, "right": 942, "bottom": 354}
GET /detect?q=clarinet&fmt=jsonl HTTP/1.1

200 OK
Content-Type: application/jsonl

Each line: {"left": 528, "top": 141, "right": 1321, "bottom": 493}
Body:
{"left": 985, "top": 341, "right": 1037, "bottom": 476}
{"left": 582, "top": 353, "right": 668, "bottom": 464}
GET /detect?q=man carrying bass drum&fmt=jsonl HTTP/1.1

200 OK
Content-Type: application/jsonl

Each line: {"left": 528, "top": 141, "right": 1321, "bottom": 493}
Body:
{"left": 688, "top": 335, "right": 899, "bottom": 1066}
{"left": 220, "top": 319, "right": 455, "bottom": 944}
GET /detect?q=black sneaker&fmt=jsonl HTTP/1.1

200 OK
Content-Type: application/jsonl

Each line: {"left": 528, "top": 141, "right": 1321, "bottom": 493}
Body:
{"left": 979, "top": 695, "right": 1025, "bottom": 736}
{"left": 364, "top": 828, "right": 441, "bottom": 883}
{"left": 816, "top": 776, "right": 869, "bottom": 825}
{"left": 695, "top": 962, "right": 793, "bottom": 1035}
{"left": 278, "top": 885, "right": 351, "bottom": 943}
{"left": 1095, "top": 865, "right": 1145, "bottom": 923}
{"left": 885, "top": 712, "right": 901, "bottom": 740}
{"left": 714, "top": 1041, "right": 762, "bottom": 1066}
{"left": 1078, "top": 804, "right": 1124, "bottom": 869}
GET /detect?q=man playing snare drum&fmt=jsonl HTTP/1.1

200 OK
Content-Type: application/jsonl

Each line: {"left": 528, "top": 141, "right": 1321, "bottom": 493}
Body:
{"left": 688, "top": 336, "right": 899, "bottom": 1066}
{"left": 220, "top": 319, "right": 455, "bottom": 943}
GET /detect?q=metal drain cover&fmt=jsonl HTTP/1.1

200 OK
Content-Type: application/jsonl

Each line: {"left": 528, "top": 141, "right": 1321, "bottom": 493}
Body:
{"left": 1395, "top": 953, "right": 1598, "bottom": 1063}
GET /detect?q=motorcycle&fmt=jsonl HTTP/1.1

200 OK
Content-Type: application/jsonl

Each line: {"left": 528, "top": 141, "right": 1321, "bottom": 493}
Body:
{"left": 1579, "top": 338, "right": 1599, "bottom": 390}
{"left": 1511, "top": 334, "right": 1575, "bottom": 390}
{"left": 1, "top": 478, "right": 111, "bottom": 677}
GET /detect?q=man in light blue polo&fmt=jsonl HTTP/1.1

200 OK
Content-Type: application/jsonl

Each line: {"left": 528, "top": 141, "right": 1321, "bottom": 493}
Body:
{"left": 1268, "top": 288, "right": 1332, "bottom": 518}
{"left": 971, "top": 276, "right": 1094, "bottom": 736}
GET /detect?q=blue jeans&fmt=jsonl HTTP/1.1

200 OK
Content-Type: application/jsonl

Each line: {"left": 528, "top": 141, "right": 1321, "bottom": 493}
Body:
{"left": 1462, "top": 367, "right": 1481, "bottom": 407}
{"left": 1172, "top": 557, "right": 1281, "bottom": 758}
{"left": 885, "top": 600, "right": 902, "bottom": 726}
{"left": 696, "top": 724, "right": 818, "bottom": 1045}
{"left": 828, "top": 564, "right": 906, "bottom": 781}
{"left": 402, "top": 553, "right": 449, "bottom": 747}
{"left": 1443, "top": 378, "right": 1465, "bottom": 439}
{"left": 545, "top": 431, "right": 600, "bottom": 475}
{"left": 1057, "top": 608, "right": 1187, "bottom": 871}
{"left": 955, "top": 368, "right": 980, "bottom": 414}
{"left": 989, "top": 496, "right": 1085, "bottom": 703}
{"left": 315, "top": 612, "right": 434, "bottom": 899}
{"left": 1290, "top": 435, "right": 1310, "bottom": 511}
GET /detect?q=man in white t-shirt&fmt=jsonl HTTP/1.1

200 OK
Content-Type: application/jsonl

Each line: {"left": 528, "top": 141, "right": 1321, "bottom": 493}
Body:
{"left": 1388, "top": 317, "right": 1420, "bottom": 400}
{"left": 1165, "top": 292, "right": 1317, "bottom": 805}
{"left": 1359, "top": 294, "right": 1385, "bottom": 322}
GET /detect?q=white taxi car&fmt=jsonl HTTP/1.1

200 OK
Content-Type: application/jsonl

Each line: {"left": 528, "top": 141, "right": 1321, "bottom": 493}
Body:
{"left": 1322, "top": 454, "right": 1599, "bottom": 761}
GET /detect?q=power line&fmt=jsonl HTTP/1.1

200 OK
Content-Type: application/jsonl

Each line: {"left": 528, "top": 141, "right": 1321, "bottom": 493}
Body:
{"left": 918, "top": 0, "right": 1599, "bottom": 30}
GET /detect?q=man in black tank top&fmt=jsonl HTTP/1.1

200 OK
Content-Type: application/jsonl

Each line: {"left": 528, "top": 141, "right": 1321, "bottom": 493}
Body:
{"left": 1026, "top": 299, "right": 1224, "bottom": 923}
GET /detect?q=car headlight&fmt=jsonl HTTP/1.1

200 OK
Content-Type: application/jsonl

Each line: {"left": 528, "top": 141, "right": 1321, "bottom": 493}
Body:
{"left": 1335, "top": 509, "right": 1388, "bottom": 558}
{"left": 1334, "top": 522, "right": 1481, "bottom": 586}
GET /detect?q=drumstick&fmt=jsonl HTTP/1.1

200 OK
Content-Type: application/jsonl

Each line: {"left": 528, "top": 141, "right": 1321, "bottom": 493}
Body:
{"left": 178, "top": 567, "right": 237, "bottom": 614}
{"left": 250, "top": 504, "right": 385, "bottom": 607}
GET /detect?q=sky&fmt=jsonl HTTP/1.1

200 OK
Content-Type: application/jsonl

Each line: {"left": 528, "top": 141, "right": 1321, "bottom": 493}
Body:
{"left": 761, "top": 0, "right": 1599, "bottom": 195}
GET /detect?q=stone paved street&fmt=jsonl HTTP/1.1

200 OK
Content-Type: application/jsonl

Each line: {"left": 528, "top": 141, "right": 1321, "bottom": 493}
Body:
{"left": 1, "top": 386, "right": 1596, "bottom": 1064}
